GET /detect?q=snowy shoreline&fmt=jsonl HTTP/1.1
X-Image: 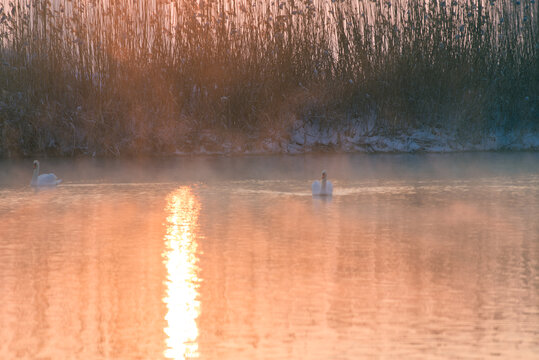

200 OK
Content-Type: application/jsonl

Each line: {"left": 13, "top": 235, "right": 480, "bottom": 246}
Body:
{"left": 172, "top": 126, "right": 539, "bottom": 156}
{"left": 3, "top": 120, "right": 538, "bottom": 158}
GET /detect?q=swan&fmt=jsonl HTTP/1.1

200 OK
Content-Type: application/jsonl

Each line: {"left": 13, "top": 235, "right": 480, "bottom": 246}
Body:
{"left": 312, "top": 170, "right": 333, "bottom": 196}
{"left": 31, "top": 160, "right": 62, "bottom": 187}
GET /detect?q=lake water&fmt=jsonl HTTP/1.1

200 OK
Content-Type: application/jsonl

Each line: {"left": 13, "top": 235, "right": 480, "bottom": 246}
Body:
{"left": 1, "top": 153, "right": 538, "bottom": 359}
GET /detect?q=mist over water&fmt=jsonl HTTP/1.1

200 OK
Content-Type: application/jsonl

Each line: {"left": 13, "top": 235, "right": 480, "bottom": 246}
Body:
{"left": 1, "top": 152, "right": 538, "bottom": 359}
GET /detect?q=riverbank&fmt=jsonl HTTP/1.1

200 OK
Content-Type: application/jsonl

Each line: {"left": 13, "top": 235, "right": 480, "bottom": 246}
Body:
{"left": 3, "top": 119, "right": 537, "bottom": 158}
{"left": 174, "top": 126, "right": 539, "bottom": 156}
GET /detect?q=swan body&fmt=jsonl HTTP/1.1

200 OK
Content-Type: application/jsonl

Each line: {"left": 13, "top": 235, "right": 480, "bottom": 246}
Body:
{"left": 31, "top": 160, "right": 62, "bottom": 187}
{"left": 312, "top": 170, "right": 333, "bottom": 196}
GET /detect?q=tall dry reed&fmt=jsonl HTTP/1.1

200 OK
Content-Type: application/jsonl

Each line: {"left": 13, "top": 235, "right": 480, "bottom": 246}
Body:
{"left": 0, "top": 0, "right": 537, "bottom": 156}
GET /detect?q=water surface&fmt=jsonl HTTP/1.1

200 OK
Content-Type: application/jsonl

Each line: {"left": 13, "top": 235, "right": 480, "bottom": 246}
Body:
{"left": 1, "top": 153, "right": 538, "bottom": 359}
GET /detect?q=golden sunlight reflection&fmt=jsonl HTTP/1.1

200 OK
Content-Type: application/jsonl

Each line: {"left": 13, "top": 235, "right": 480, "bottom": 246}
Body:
{"left": 162, "top": 187, "right": 201, "bottom": 360}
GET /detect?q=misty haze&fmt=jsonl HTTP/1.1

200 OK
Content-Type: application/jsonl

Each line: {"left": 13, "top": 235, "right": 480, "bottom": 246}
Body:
{"left": 1, "top": 0, "right": 538, "bottom": 359}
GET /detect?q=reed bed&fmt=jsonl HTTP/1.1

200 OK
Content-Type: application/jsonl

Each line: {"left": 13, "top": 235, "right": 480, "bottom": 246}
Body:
{"left": 0, "top": 0, "right": 537, "bottom": 156}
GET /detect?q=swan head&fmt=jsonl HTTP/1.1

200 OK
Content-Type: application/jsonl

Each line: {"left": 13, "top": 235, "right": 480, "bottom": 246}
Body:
{"left": 33, "top": 160, "right": 39, "bottom": 169}
{"left": 321, "top": 170, "right": 327, "bottom": 180}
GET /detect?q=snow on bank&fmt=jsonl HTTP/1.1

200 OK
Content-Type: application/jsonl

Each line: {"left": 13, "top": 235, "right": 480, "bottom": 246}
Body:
{"left": 174, "top": 123, "right": 539, "bottom": 156}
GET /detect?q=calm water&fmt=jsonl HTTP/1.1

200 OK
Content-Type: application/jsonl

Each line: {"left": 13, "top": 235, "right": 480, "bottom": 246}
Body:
{"left": 1, "top": 153, "right": 538, "bottom": 359}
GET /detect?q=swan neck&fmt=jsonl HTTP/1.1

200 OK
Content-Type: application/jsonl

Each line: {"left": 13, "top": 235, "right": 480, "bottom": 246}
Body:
{"left": 32, "top": 164, "right": 39, "bottom": 183}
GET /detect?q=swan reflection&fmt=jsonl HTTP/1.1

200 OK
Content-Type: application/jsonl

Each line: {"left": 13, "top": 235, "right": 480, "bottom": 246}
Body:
{"left": 163, "top": 187, "right": 201, "bottom": 359}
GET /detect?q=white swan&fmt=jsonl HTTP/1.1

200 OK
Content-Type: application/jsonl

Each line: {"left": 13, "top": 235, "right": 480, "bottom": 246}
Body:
{"left": 31, "top": 160, "right": 62, "bottom": 187}
{"left": 312, "top": 170, "right": 333, "bottom": 196}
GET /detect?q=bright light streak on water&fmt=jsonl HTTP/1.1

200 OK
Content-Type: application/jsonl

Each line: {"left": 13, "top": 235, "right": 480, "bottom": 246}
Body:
{"left": 163, "top": 187, "right": 201, "bottom": 360}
